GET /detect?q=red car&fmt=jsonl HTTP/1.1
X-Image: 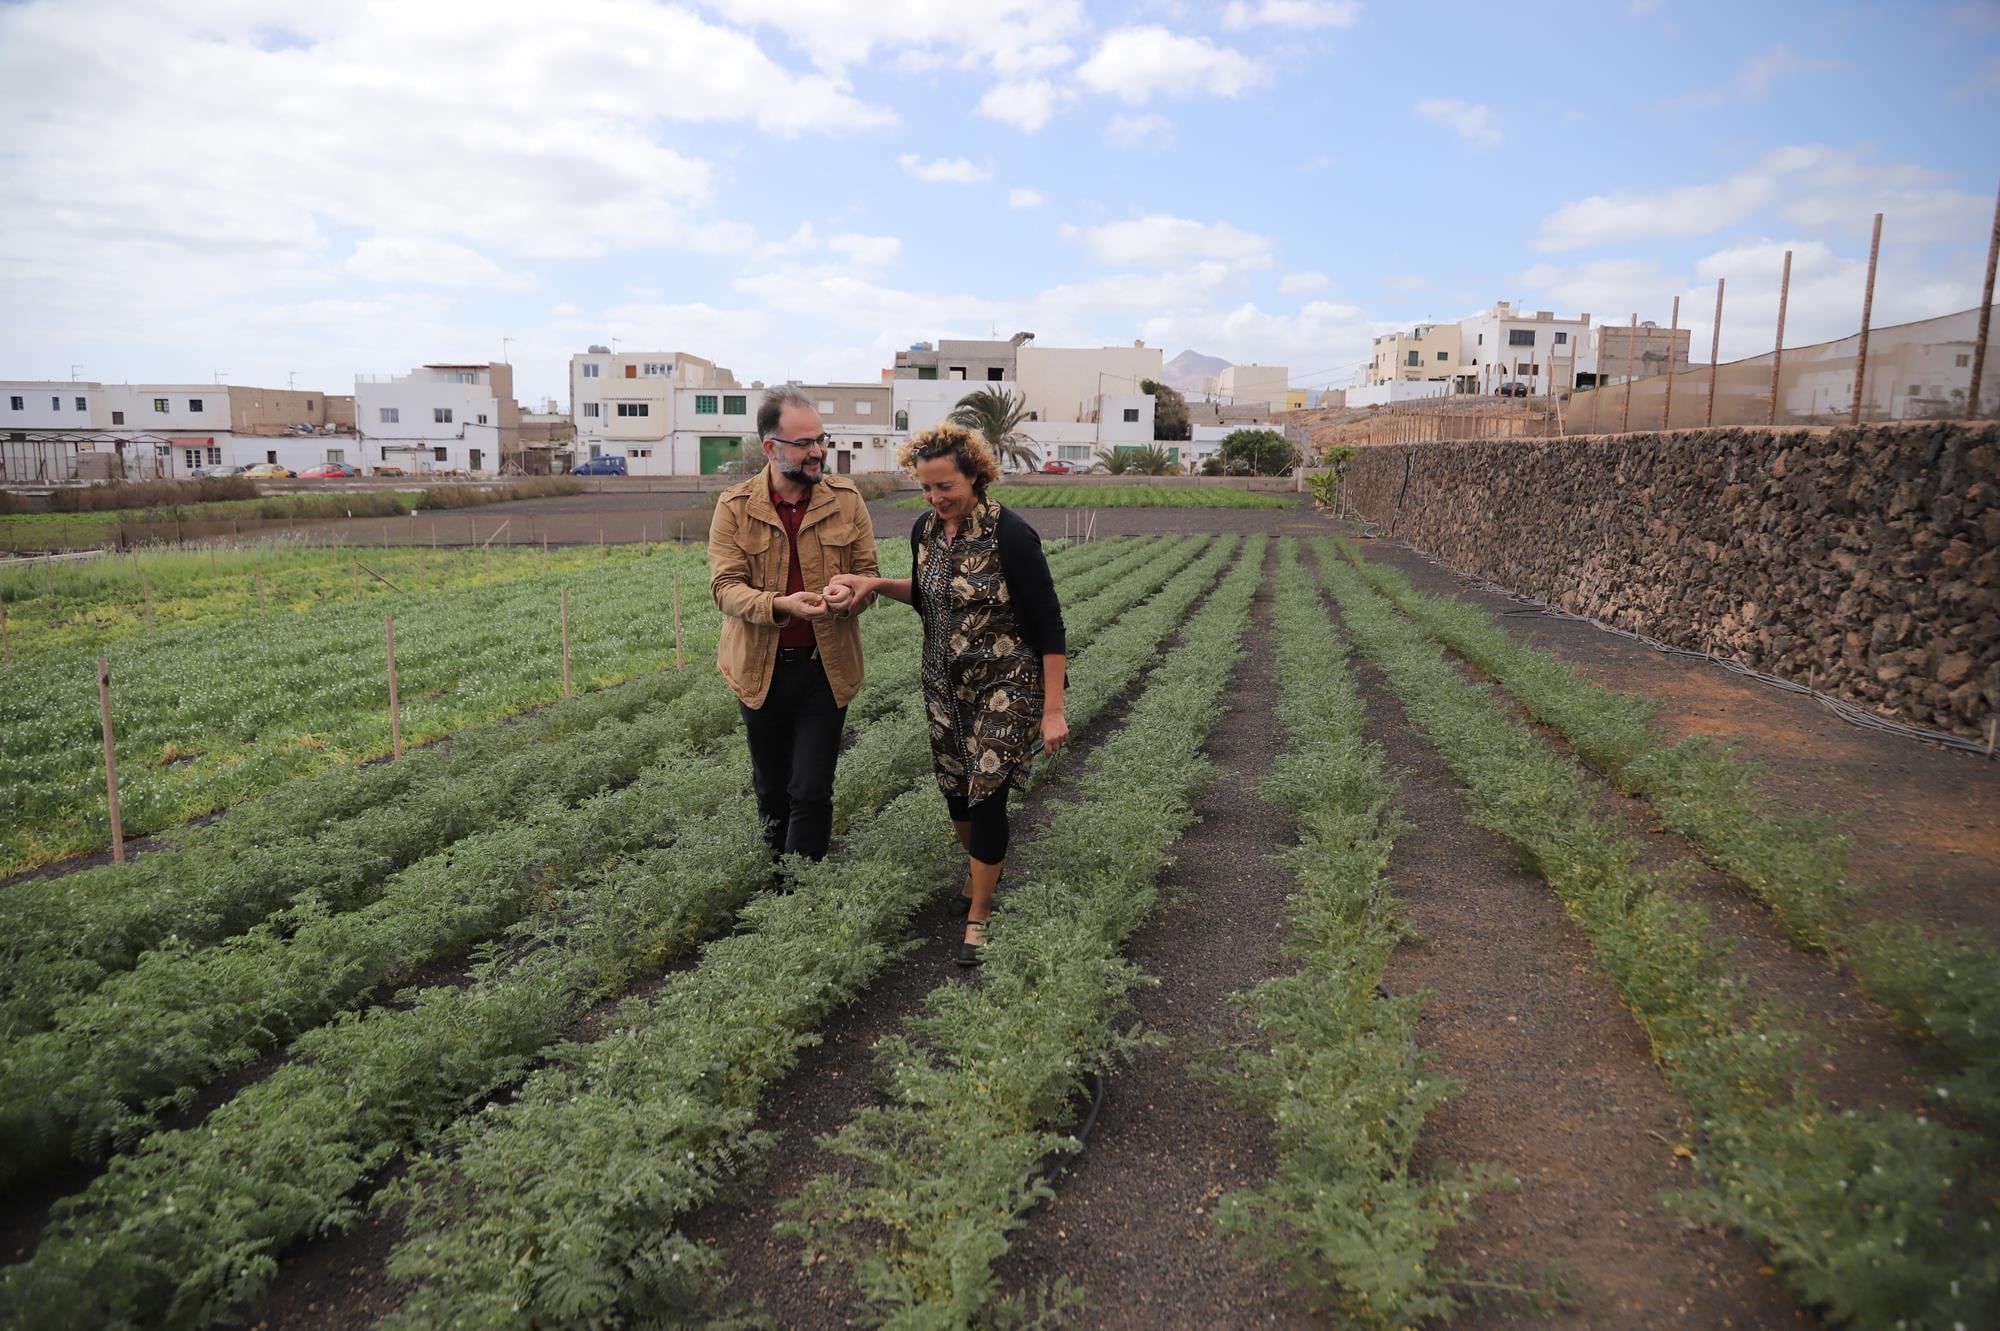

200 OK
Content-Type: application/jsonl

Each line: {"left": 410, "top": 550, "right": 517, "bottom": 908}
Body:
{"left": 298, "top": 462, "right": 358, "bottom": 478}
{"left": 1040, "top": 460, "right": 1072, "bottom": 474}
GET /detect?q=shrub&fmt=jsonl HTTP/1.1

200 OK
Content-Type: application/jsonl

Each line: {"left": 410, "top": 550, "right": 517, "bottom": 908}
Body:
{"left": 50, "top": 478, "right": 258, "bottom": 512}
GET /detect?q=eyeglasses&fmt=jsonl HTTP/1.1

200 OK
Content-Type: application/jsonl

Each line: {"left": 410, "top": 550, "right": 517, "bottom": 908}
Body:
{"left": 767, "top": 432, "right": 832, "bottom": 450}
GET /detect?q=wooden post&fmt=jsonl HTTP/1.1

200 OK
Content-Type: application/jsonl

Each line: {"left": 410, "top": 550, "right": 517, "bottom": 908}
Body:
{"left": 1, "top": 598, "right": 8, "bottom": 664}
{"left": 560, "top": 585, "right": 572, "bottom": 697}
{"left": 98, "top": 656, "right": 124, "bottom": 862}
{"left": 1851, "top": 213, "right": 1883, "bottom": 425}
{"left": 351, "top": 559, "right": 361, "bottom": 597}
{"left": 1970, "top": 180, "right": 1999, "bottom": 419}
{"left": 136, "top": 565, "right": 155, "bottom": 631}
{"left": 1662, "top": 295, "right": 1681, "bottom": 430}
{"left": 430, "top": 522, "right": 437, "bottom": 551}
{"left": 209, "top": 545, "right": 216, "bottom": 575}
{"left": 1768, "top": 249, "right": 1792, "bottom": 427}
{"left": 255, "top": 573, "right": 267, "bottom": 611}
{"left": 1622, "top": 313, "right": 1638, "bottom": 434}
{"left": 542, "top": 533, "right": 549, "bottom": 569}
{"left": 598, "top": 526, "right": 605, "bottom": 555}
{"left": 673, "top": 568, "right": 684, "bottom": 668}
{"left": 385, "top": 614, "right": 403, "bottom": 760}
{"left": 1706, "top": 277, "right": 1726, "bottom": 427}
{"left": 418, "top": 550, "right": 427, "bottom": 594}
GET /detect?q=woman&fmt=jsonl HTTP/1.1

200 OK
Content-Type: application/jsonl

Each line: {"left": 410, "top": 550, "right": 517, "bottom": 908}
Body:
{"left": 824, "top": 423, "right": 1066, "bottom": 965}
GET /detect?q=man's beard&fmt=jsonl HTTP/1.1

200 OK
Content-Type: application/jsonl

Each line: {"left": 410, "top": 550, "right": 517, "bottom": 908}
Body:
{"left": 778, "top": 457, "right": 821, "bottom": 487}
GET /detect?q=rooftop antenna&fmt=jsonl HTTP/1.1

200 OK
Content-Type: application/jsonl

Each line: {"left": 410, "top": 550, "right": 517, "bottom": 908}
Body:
{"left": 287, "top": 370, "right": 298, "bottom": 390}
{"left": 70, "top": 364, "right": 83, "bottom": 382}
{"left": 212, "top": 370, "right": 227, "bottom": 384}
{"left": 502, "top": 336, "right": 513, "bottom": 364}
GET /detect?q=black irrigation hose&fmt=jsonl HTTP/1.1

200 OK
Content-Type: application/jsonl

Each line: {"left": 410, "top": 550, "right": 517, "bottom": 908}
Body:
{"left": 1374, "top": 538, "right": 1994, "bottom": 759}
{"left": 1038, "top": 1069, "right": 1107, "bottom": 1186}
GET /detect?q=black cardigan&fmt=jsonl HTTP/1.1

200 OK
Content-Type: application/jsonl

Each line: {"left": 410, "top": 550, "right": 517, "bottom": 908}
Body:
{"left": 908, "top": 505, "right": 1067, "bottom": 661}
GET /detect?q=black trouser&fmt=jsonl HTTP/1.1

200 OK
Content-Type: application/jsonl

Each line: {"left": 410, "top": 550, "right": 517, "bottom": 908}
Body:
{"left": 741, "top": 648, "right": 847, "bottom": 862}
{"left": 945, "top": 788, "right": 1011, "bottom": 865}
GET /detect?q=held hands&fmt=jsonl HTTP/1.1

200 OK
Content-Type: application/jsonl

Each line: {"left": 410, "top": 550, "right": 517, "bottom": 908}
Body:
{"left": 1040, "top": 708, "right": 1069, "bottom": 757}
{"left": 774, "top": 591, "right": 829, "bottom": 621}
{"left": 823, "top": 573, "right": 875, "bottom": 614}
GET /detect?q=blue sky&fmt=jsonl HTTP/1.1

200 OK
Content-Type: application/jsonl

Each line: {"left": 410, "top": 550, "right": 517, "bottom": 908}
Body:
{"left": 1, "top": 0, "right": 1995, "bottom": 408}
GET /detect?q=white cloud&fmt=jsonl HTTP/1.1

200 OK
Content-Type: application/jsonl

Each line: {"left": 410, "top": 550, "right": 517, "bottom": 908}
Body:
{"left": 977, "top": 77, "right": 1069, "bottom": 132}
{"left": 699, "top": 0, "right": 1086, "bottom": 75}
{"left": 1105, "top": 112, "right": 1176, "bottom": 149}
{"left": 1076, "top": 27, "right": 1263, "bottom": 104}
{"left": 1221, "top": 1, "right": 1362, "bottom": 29}
{"left": 1737, "top": 44, "right": 1838, "bottom": 98}
{"left": 1382, "top": 274, "right": 1430, "bottom": 293}
{"left": 1537, "top": 145, "right": 1987, "bottom": 251}
{"left": 346, "top": 236, "right": 532, "bottom": 289}
{"left": 1072, "top": 215, "right": 1275, "bottom": 272}
{"left": 1414, "top": 98, "right": 1500, "bottom": 146}
{"left": 1279, "top": 270, "right": 1331, "bottom": 294}
{"left": 1008, "top": 187, "right": 1047, "bottom": 208}
{"left": 827, "top": 232, "right": 902, "bottom": 269}
{"left": 898, "top": 153, "right": 994, "bottom": 184}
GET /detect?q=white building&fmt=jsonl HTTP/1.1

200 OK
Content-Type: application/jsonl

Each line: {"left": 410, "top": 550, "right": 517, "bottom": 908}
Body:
{"left": 892, "top": 377, "right": 1023, "bottom": 437}
{"left": 569, "top": 347, "right": 738, "bottom": 475}
{"left": 1215, "top": 364, "right": 1289, "bottom": 413}
{"left": 670, "top": 385, "right": 758, "bottom": 475}
{"left": 356, "top": 363, "right": 517, "bottom": 476}
{"left": 1457, "top": 302, "right": 1596, "bottom": 393}
{"left": 1014, "top": 343, "right": 1165, "bottom": 424}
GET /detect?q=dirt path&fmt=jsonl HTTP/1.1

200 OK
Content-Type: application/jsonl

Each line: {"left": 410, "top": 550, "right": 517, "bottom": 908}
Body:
{"left": 988, "top": 542, "right": 1319, "bottom": 1328}
{"left": 1317, "top": 547, "right": 1814, "bottom": 1329}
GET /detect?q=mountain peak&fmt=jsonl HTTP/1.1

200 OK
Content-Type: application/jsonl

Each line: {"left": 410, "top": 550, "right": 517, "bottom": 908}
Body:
{"left": 1160, "top": 349, "right": 1231, "bottom": 394}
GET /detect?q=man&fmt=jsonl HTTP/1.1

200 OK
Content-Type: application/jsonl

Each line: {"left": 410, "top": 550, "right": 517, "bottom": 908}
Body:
{"left": 709, "top": 384, "right": 879, "bottom": 864}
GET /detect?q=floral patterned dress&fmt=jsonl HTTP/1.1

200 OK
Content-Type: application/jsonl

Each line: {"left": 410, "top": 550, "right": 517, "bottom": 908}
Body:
{"left": 915, "top": 500, "right": 1045, "bottom": 805}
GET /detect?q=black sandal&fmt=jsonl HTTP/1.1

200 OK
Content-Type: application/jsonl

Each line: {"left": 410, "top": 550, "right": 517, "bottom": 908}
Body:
{"left": 955, "top": 919, "right": 988, "bottom": 967}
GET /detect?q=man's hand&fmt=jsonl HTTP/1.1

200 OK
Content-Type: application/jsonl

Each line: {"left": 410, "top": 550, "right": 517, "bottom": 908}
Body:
{"left": 823, "top": 573, "right": 875, "bottom": 614}
{"left": 775, "top": 591, "right": 829, "bottom": 621}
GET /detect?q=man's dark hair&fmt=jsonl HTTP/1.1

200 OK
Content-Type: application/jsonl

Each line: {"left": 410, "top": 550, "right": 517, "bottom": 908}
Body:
{"left": 757, "top": 383, "right": 817, "bottom": 440}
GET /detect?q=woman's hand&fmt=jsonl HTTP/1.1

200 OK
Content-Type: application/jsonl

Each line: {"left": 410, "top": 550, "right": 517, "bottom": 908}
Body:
{"left": 1040, "top": 707, "right": 1069, "bottom": 757}
{"left": 823, "top": 573, "right": 874, "bottom": 614}
{"left": 774, "top": 591, "right": 828, "bottom": 621}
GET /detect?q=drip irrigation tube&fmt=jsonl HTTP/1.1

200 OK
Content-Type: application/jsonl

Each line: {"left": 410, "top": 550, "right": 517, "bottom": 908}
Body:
{"left": 1039, "top": 1069, "right": 1107, "bottom": 1186}
{"left": 1375, "top": 538, "right": 1993, "bottom": 759}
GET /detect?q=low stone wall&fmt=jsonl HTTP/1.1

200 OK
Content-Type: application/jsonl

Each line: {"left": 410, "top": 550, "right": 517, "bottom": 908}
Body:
{"left": 1342, "top": 422, "right": 2000, "bottom": 742}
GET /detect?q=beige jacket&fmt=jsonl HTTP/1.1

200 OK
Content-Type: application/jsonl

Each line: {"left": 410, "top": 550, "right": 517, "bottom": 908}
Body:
{"left": 707, "top": 464, "right": 880, "bottom": 709}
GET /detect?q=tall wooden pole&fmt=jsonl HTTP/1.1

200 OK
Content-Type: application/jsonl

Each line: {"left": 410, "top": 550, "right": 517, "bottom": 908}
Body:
{"left": 1970, "top": 180, "right": 2000, "bottom": 419}
{"left": 1851, "top": 213, "right": 1884, "bottom": 425}
{"left": 673, "top": 568, "right": 685, "bottom": 668}
{"left": 385, "top": 614, "right": 403, "bottom": 760}
{"left": 560, "top": 584, "right": 572, "bottom": 697}
{"left": 1622, "top": 313, "right": 1639, "bottom": 434}
{"left": 1707, "top": 277, "right": 1726, "bottom": 427}
{"left": 1768, "top": 249, "right": 1793, "bottom": 427}
{"left": 136, "top": 565, "right": 155, "bottom": 631}
{"left": 97, "top": 656, "right": 124, "bottom": 862}
{"left": 1, "top": 598, "right": 9, "bottom": 664}
{"left": 1662, "top": 296, "right": 1681, "bottom": 430}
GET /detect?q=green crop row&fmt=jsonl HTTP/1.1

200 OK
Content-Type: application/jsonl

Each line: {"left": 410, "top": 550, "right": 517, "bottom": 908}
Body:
{"left": 1335, "top": 541, "right": 2000, "bottom": 1137}
{"left": 777, "top": 536, "right": 1266, "bottom": 1328}
{"left": 1198, "top": 540, "right": 1540, "bottom": 1326}
{"left": 369, "top": 539, "right": 1244, "bottom": 1330}
{"left": 894, "top": 484, "right": 1293, "bottom": 510}
{"left": 1314, "top": 541, "right": 1997, "bottom": 1331}
{"left": 0, "top": 540, "right": 1139, "bottom": 1328}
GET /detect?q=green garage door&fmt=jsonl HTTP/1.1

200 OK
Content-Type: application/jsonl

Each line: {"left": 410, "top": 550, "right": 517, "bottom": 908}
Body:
{"left": 699, "top": 436, "right": 744, "bottom": 475}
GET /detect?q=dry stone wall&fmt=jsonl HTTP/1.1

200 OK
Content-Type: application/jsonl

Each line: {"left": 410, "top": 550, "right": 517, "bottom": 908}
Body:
{"left": 1341, "top": 422, "right": 2000, "bottom": 743}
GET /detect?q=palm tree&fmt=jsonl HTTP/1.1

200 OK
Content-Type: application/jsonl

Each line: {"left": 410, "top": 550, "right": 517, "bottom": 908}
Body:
{"left": 948, "top": 387, "right": 1039, "bottom": 473}
{"left": 1123, "top": 444, "right": 1175, "bottom": 475}
{"left": 1091, "top": 447, "right": 1133, "bottom": 475}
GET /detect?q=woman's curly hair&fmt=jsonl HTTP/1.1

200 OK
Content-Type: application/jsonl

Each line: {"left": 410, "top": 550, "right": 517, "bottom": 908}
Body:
{"left": 897, "top": 422, "right": 1001, "bottom": 495}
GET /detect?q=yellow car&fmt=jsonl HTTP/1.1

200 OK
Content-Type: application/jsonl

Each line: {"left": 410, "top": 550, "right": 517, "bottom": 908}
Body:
{"left": 243, "top": 462, "right": 294, "bottom": 478}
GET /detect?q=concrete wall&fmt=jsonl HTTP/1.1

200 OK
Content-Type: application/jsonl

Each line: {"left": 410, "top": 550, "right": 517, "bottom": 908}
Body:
{"left": 1217, "top": 363, "right": 1289, "bottom": 411}
{"left": 1341, "top": 422, "right": 2000, "bottom": 741}
{"left": 1015, "top": 345, "right": 1164, "bottom": 423}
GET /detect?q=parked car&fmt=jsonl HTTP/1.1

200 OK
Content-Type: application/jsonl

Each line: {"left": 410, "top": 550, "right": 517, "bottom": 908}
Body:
{"left": 572, "top": 455, "right": 629, "bottom": 476}
{"left": 714, "top": 459, "right": 754, "bottom": 477}
{"left": 373, "top": 464, "right": 406, "bottom": 477}
{"left": 1497, "top": 382, "right": 1531, "bottom": 398}
{"left": 1040, "top": 460, "right": 1073, "bottom": 474}
{"left": 298, "top": 462, "right": 358, "bottom": 479}
{"left": 193, "top": 464, "right": 246, "bottom": 478}
{"left": 243, "top": 462, "right": 294, "bottom": 478}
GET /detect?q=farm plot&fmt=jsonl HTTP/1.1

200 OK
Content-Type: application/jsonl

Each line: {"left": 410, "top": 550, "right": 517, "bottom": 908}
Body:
{"left": 895, "top": 484, "right": 1291, "bottom": 509}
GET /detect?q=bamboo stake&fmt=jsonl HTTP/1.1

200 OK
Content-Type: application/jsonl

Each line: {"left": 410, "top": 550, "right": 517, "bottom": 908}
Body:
{"left": 418, "top": 550, "right": 427, "bottom": 594}
{"left": 356, "top": 561, "right": 404, "bottom": 593}
{"left": 98, "top": 656, "right": 124, "bottom": 862}
{"left": 386, "top": 613, "right": 403, "bottom": 760}
{"left": 1851, "top": 213, "right": 1883, "bottom": 425}
{"left": 1768, "top": 249, "right": 1793, "bottom": 427}
{"left": 598, "top": 526, "right": 605, "bottom": 555}
{"left": 1969, "top": 180, "right": 1999, "bottom": 419}
{"left": 1707, "top": 277, "right": 1726, "bottom": 427}
{"left": 1, "top": 598, "right": 9, "bottom": 663}
{"left": 673, "top": 569, "right": 684, "bottom": 668}
{"left": 1662, "top": 295, "right": 1681, "bottom": 430}
{"left": 560, "top": 585, "right": 572, "bottom": 697}
{"left": 255, "top": 573, "right": 267, "bottom": 611}
{"left": 542, "top": 533, "right": 549, "bottom": 569}
{"left": 136, "top": 565, "right": 155, "bottom": 631}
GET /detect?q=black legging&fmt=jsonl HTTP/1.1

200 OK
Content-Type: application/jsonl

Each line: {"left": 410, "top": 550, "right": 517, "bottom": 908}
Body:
{"left": 944, "top": 788, "right": 1011, "bottom": 865}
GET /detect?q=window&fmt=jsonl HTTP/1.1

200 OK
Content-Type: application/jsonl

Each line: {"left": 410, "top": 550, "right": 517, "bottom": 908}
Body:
{"left": 182, "top": 448, "right": 202, "bottom": 471}
{"left": 475, "top": 412, "right": 488, "bottom": 425}
{"left": 1476, "top": 333, "right": 1483, "bottom": 345}
{"left": 6, "top": 396, "right": 20, "bottom": 411}
{"left": 854, "top": 400, "right": 872, "bottom": 415}
{"left": 453, "top": 371, "right": 476, "bottom": 384}
{"left": 1909, "top": 384, "right": 1923, "bottom": 397}
{"left": 50, "top": 396, "right": 61, "bottom": 411}
{"left": 643, "top": 362, "right": 668, "bottom": 376}
{"left": 1059, "top": 444, "right": 1091, "bottom": 461}
{"left": 112, "top": 410, "right": 125, "bottom": 424}
{"left": 724, "top": 394, "right": 746, "bottom": 415}
{"left": 307, "top": 399, "right": 315, "bottom": 410}
{"left": 1406, "top": 351, "right": 1421, "bottom": 367}
{"left": 189, "top": 397, "right": 204, "bottom": 411}
{"left": 1436, "top": 351, "right": 1448, "bottom": 361}
{"left": 1553, "top": 331, "right": 1568, "bottom": 344}
{"left": 616, "top": 402, "right": 650, "bottom": 417}
{"left": 582, "top": 363, "right": 601, "bottom": 378}
{"left": 989, "top": 368, "right": 1006, "bottom": 381}
{"left": 435, "top": 446, "right": 449, "bottom": 461}
{"left": 630, "top": 447, "right": 651, "bottom": 458}
{"left": 1957, "top": 353, "right": 1972, "bottom": 368}
{"left": 379, "top": 407, "right": 400, "bottom": 423}
{"left": 624, "top": 364, "right": 636, "bottom": 379}
{"left": 589, "top": 444, "right": 602, "bottom": 458}
{"left": 1517, "top": 362, "right": 1533, "bottom": 375}
{"left": 917, "top": 366, "right": 937, "bottom": 380}
{"left": 695, "top": 394, "right": 718, "bottom": 414}
{"left": 266, "top": 450, "right": 278, "bottom": 464}
{"left": 1508, "top": 330, "right": 1535, "bottom": 346}
{"left": 75, "top": 396, "right": 86, "bottom": 412}
{"left": 1122, "top": 408, "right": 1140, "bottom": 422}
{"left": 817, "top": 399, "right": 835, "bottom": 413}
{"left": 434, "top": 408, "right": 453, "bottom": 423}
{"left": 583, "top": 402, "right": 601, "bottom": 418}
{"left": 894, "top": 410, "right": 909, "bottom": 430}
{"left": 948, "top": 366, "right": 966, "bottom": 380}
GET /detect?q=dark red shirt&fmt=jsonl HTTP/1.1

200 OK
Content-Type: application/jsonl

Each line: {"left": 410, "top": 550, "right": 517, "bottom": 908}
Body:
{"left": 771, "top": 482, "right": 815, "bottom": 648}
